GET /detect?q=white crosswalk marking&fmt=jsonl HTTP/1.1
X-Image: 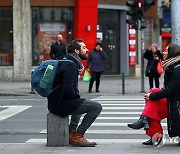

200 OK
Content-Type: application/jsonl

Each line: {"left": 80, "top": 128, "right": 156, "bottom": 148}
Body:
{"left": 26, "top": 98, "right": 167, "bottom": 144}
{"left": 0, "top": 105, "right": 32, "bottom": 121}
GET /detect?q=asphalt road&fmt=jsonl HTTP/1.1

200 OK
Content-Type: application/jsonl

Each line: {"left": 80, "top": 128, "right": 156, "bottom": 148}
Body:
{"left": 0, "top": 95, "right": 147, "bottom": 144}
{"left": 1, "top": 95, "right": 180, "bottom": 154}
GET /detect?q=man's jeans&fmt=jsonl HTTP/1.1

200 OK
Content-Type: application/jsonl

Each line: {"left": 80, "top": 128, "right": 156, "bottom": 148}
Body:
{"left": 69, "top": 100, "right": 102, "bottom": 134}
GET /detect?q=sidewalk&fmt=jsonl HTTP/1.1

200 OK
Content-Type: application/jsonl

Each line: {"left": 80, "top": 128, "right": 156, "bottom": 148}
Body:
{"left": 0, "top": 142, "right": 179, "bottom": 154}
{"left": 0, "top": 75, "right": 164, "bottom": 96}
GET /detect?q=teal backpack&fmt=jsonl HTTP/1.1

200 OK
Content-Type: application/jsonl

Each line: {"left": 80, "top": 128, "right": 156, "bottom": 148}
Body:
{"left": 31, "top": 59, "right": 71, "bottom": 97}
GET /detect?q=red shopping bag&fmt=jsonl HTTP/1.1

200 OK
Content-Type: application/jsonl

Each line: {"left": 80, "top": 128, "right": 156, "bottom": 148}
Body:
{"left": 157, "top": 60, "right": 164, "bottom": 75}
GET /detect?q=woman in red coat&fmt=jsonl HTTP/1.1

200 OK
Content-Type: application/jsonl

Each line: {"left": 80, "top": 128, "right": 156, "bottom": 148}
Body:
{"left": 142, "top": 88, "right": 168, "bottom": 142}
{"left": 128, "top": 88, "right": 168, "bottom": 145}
{"left": 127, "top": 44, "right": 180, "bottom": 146}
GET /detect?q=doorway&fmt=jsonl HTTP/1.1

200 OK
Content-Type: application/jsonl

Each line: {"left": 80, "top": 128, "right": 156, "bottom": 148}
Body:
{"left": 98, "top": 9, "right": 120, "bottom": 74}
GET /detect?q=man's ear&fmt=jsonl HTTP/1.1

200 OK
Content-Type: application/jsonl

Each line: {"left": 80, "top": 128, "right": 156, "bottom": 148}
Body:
{"left": 75, "top": 49, "right": 79, "bottom": 54}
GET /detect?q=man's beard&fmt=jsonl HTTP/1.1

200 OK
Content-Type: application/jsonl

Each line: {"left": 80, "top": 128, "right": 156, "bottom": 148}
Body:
{"left": 79, "top": 52, "right": 88, "bottom": 60}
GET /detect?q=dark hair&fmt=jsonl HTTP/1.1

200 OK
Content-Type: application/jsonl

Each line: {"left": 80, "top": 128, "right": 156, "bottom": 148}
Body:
{"left": 67, "top": 39, "right": 84, "bottom": 53}
{"left": 168, "top": 43, "right": 180, "bottom": 59}
{"left": 95, "top": 42, "right": 102, "bottom": 47}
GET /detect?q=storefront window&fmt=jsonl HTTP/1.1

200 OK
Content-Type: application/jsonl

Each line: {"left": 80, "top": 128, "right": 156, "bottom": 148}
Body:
{"left": 32, "top": 7, "right": 73, "bottom": 65}
{"left": 0, "top": 8, "right": 13, "bottom": 66}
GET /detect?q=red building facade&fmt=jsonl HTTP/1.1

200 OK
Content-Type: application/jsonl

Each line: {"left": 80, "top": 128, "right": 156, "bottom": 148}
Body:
{"left": 0, "top": 0, "right": 158, "bottom": 80}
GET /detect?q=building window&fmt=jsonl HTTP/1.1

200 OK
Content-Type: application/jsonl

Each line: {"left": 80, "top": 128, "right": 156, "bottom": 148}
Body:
{"left": 0, "top": 7, "right": 13, "bottom": 66}
{"left": 32, "top": 7, "right": 73, "bottom": 65}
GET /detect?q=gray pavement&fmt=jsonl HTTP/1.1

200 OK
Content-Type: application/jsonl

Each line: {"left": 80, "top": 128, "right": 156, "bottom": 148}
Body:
{"left": 0, "top": 75, "right": 164, "bottom": 96}
{"left": 1, "top": 75, "right": 178, "bottom": 154}
{"left": 0, "top": 142, "right": 180, "bottom": 154}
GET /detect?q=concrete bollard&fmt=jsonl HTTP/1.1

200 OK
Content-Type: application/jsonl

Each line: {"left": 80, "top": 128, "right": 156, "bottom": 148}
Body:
{"left": 47, "top": 113, "right": 69, "bottom": 146}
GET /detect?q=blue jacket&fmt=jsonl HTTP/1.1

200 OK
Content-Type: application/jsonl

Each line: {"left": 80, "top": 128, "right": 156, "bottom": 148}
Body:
{"left": 86, "top": 49, "right": 107, "bottom": 72}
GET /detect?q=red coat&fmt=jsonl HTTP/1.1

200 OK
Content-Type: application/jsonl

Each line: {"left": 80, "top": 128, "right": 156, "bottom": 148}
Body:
{"left": 142, "top": 88, "right": 168, "bottom": 137}
{"left": 142, "top": 88, "right": 168, "bottom": 121}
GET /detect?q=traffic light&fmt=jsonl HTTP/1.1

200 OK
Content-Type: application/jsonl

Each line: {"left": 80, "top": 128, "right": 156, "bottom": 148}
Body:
{"left": 126, "top": 0, "right": 145, "bottom": 29}
{"left": 126, "top": 0, "right": 136, "bottom": 25}
{"left": 136, "top": 0, "right": 144, "bottom": 20}
{"left": 144, "top": 0, "right": 155, "bottom": 11}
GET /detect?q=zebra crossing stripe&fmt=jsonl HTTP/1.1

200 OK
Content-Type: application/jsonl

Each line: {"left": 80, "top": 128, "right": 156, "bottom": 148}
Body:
{"left": 95, "top": 117, "right": 144, "bottom": 119}
{"left": 91, "top": 98, "right": 144, "bottom": 101}
{"left": 90, "top": 123, "right": 167, "bottom": 127}
{"left": 100, "top": 101, "right": 144, "bottom": 104}
{"left": 102, "top": 107, "right": 144, "bottom": 109}
{"left": 100, "top": 112, "right": 141, "bottom": 114}
{"left": 101, "top": 104, "right": 144, "bottom": 106}
{"left": 0, "top": 105, "right": 32, "bottom": 121}
{"left": 40, "top": 129, "right": 168, "bottom": 134}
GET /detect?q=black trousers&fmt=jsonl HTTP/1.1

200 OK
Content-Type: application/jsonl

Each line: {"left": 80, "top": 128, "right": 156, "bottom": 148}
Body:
{"left": 89, "top": 72, "right": 102, "bottom": 91}
{"left": 148, "top": 76, "right": 160, "bottom": 89}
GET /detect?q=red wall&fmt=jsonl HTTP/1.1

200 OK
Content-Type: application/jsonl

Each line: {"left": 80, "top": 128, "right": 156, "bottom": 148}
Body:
{"left": 74, "top": 0, "right": 98, "bottom": 74}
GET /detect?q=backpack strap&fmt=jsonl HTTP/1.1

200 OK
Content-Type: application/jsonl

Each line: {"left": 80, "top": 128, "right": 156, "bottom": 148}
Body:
{"left": 52, "top": 59, "right": 73, "bottom": 92}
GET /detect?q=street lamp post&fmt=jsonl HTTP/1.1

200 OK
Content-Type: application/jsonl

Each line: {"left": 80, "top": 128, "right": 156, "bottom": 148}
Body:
{"left": 171, "top": 0, "right": 180, "bottom": 44}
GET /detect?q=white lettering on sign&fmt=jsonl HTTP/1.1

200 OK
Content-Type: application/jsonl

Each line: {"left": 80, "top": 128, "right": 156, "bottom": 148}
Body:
{"left": 129, "top": 29, "right": 136, "bottom": 34}
{"left": 129, "top": 40, "right": 136, "bottom": 44}
{"left": 40, "top": 23, "right": 65, "bottom": 32}
{"left": 129, "top": 52, "right": 136, "bottom": 56}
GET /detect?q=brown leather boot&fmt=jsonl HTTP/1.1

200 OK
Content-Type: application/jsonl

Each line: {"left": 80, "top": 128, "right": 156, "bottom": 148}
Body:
{"left": 70, "top": 131, "right": 97, "bottom": 147}
{"left": 69, "top": 130, "right": 76, "bottom": 145}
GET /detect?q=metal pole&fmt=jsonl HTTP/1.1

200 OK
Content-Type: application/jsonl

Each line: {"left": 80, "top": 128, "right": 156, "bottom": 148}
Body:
{"left": 137, "top": 20, "right": 145, "bottom": 93}
{"left": 122, "top": 73, "right": 125, "bottom": 94}
{"left": 137, "top": 20, "right": 141, "bottom": 67}
{"left": 141, "top": 42, "right": 145, "bottom": 93}
{"left": 171, "top": 0, "right": 180, "bottom": 44}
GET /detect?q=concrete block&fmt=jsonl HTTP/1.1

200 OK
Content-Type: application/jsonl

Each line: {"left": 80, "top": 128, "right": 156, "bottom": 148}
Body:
{"left": 47, "top": 113, "right": 69, "bottom": 146}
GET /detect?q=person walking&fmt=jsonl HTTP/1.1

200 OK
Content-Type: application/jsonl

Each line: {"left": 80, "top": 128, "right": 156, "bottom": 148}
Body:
{"left": 50, "top": 34, "right": 66, "bottom": 60}
{"left": 127, "top": 44, "right": 180, "bottom": 146}
{"left": 86, "top": 42, "right": 107, "bottom": 93}
{"left": 47, "top": 39, "right": 102, "bottom": 147}
{"left": 144, "top": 43, "right": 163, "bottom": 89}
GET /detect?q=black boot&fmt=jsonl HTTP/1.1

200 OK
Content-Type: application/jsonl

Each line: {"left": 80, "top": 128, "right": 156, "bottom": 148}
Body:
{"left": 142, "top": 138, "right": 153, "bottom": 145}
{"left": 127, "top": 115, "right": 149, "bottom": 130}
{"left": 96, "top": 79, "right": 100, "bottom": 93}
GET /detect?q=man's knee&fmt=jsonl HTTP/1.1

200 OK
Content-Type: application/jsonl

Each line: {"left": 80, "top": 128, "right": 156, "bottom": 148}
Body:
{"left": 94, "top": 101, "right": 103, "bottom": 112}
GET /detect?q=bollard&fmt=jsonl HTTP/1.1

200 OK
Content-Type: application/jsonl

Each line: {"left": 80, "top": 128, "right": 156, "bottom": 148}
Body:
{"left": 30, "top": 71, "right": 35, "bottom": 94}
{"left": 47, "top": 113, "right": 69, "bottom": 146}
{"left": 122, "top": 73, "right": 125, "bottom": 94}
{"left": 140, "top": 53, "right": 145, "bottom": 93}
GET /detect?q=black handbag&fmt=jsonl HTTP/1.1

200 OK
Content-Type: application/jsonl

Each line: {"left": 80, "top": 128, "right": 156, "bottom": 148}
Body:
{"left": 145, "top": 66, "right": 151, "bottom": 77}
{"left": 145, "top": 59, "right": 154, "bottom": 77}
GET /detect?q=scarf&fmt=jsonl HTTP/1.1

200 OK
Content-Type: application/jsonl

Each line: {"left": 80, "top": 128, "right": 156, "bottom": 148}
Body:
{"left": 162, "top": 55, "right": 180, "bottom": 71}
{"left": 64, "top": 53, "right": 84, "bottom": 73}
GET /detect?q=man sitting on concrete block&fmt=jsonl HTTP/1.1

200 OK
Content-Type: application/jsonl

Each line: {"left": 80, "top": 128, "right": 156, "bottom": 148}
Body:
{"left": 47, "top": 39, "right": 102, "bottom": 147}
